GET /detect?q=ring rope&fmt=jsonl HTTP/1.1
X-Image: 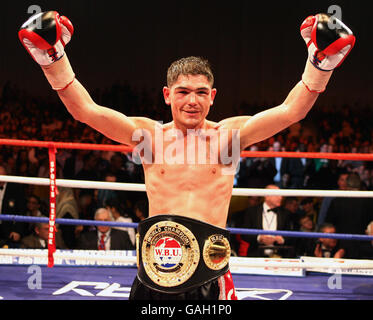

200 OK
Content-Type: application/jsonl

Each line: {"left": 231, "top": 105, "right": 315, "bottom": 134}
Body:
{"left": 1, "top": 175, "right": 373, "bottom": 198}
{"left": 1, "top": 138, "right": 373, "bottom": 161}
{"left": 1, "top": 214, "right": 373, "bottom": 242}
{"left": 0, "top": 249, "right": 372, "bottom": 270}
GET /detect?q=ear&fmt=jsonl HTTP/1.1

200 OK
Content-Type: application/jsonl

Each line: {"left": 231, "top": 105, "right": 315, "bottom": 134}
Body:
{"left": 210, "top": 88, "right": 217, "bottom": 106}
{"left": 163, "top": 86, "right": 171, "bottom": 105}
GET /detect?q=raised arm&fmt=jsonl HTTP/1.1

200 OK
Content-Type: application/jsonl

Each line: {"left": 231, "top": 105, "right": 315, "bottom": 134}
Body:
{"left": 237, "top": 13, "right": 355, "bottom": 150}
{"left": 18, "top": 11, "right": 156, "bottom": 146}
{"left": 45, "top": 56, "right": 155, "bottom": 146}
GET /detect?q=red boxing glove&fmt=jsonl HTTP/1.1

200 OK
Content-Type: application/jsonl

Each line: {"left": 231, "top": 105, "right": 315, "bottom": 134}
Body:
{"left": 300, "top": 13, "right": 356, "bottom": 71}
{"left": 19, "top": 11, "right": 74, "bottom": 66}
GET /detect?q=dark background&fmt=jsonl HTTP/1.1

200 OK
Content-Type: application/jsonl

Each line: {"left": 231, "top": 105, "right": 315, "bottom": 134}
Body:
{"left": 1, "top": 0, "right": 372, "bottom": 121}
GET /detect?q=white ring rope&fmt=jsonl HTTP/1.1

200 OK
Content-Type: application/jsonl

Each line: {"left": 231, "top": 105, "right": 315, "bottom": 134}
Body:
{"left": 0, "top": 249, "right": 372, "bottom": 270}
{"left": 1, "top": 175, "right": 373, "bottom": 198}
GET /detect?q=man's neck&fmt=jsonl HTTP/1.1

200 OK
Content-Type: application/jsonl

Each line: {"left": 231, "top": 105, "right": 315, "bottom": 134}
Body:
{"left": 171, "top": 120, "right": 207, "bottom": 135}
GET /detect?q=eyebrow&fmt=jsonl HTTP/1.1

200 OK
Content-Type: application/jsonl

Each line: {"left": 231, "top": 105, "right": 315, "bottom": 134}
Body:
{"left": 175, "top": 86, "right": 210, "bottom": 91}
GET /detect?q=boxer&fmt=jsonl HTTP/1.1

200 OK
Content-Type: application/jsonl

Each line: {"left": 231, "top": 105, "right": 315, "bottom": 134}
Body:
{"left": 19, "top": 11, "right": 355, "bottom": 300}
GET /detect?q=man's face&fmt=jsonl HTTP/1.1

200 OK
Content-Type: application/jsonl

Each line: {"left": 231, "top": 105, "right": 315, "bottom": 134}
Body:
{"left": 320, "top": 227, "right": 338, "bottom": 249}
{"left": 96, "top": 211, "right": 111, "bottom": 234}
{"left": 338, "top": 174, "right": 348, "bottom": 190}
{"left": 264, "top": 185, "right": 283, "bottom": 208}
{"left": 300, "top": 217, "right": 313, "bottom": 231}
{"left": 36, "top": 224, "right": 49, "bottom": 241}
{"left": 285, "top": 200, "right": 298, "bottom": 213}
{"left": 163, "top": 74, "right": 217, "bottom": 130}
{"left": 273, "top": 142, "right": 281, "bottom": 152}
{"left": 27, "top": 197, "right": 40, "bottom": 212}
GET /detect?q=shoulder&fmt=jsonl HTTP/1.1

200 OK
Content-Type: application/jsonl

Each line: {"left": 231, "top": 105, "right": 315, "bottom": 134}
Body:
{"left": 216, "top": 116, "right": 252, "bottom": 130}
{"left": 130, "top": 117, "right": 162, "bottom": 132}
{"left": 21, "top": 234, "right": 37, "bottom": 243}
{"left": 111, "top": 228, "right": 130, "bottom": 238}
{"left": 248, "top": 204, "right": 263, "bottom": 214}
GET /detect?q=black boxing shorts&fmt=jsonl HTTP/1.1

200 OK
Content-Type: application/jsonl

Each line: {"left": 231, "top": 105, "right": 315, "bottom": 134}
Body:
{"left": 129, "top": 215, "right": 237, "bottom": 300}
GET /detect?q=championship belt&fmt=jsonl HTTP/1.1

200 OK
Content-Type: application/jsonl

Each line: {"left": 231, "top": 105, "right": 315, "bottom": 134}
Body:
{"left": 136, "top": 215, "right": 231, "bottom": 294}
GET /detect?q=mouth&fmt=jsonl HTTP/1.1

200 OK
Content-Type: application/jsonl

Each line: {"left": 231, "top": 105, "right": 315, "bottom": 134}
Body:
{"left": 182, "top": 110, "right": 200, "bottom": 116}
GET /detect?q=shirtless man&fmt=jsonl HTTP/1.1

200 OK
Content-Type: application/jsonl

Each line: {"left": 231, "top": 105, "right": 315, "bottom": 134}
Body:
{"left": 19, "top": 11, "right": 355, "bottom": 300}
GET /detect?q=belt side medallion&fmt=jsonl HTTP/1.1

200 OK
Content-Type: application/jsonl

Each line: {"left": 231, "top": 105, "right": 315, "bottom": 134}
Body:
{"left": 203, "top": 234, "right": 231, "bottom": 270}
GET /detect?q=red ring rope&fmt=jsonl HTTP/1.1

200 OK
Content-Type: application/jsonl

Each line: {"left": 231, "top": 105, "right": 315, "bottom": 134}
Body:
{"left": 0, "top": 138, "right": 372, "bottom": 161}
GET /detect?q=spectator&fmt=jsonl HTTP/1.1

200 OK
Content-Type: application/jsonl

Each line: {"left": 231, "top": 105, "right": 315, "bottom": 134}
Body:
{"left": 108, "top": 153, "right": 128, "bottom": 182}
{"left": 235, "top": 145, "right": 258, "bottom": 188}
{"left": 133, "top": 199, "right": 149, "bottom": 222}
{"left": 63, "top": 149, "right": 91, "bottom": 179}
{"left": 76, "top": 208, "right": 133, "bottom": 250}
{"left": 306, "top": 223, "right": 346, "bottom": 259}
{"left": 240, "top": 185, "right": 294, "bottom": 258}
{"left": 282, "top": 197, "right": 301, "bottom": 230}
{"left": 271, "top": 141, "right": 284, "bottom": 187}
{"left": 317, "top": 171, "right": 348, "bottom": 227}
{"left": 280, "top": 144, "right": 315, "bottom": 189}
{"left": 56, "top": 187, "right": 80, "bottom": 249}
{"left": 0, "top": 165, "right": 27, "bottom": 248}
{"left": 22, "top": 195, "right": 46, "bottom": 237}
{"left": 299, "top": 214, "right": 315, "bottom": 232}
{"left": 96, "top": 172, "right": 119, "bottom": 208}
{"left": 20, "top": 222, "right": 67, "bottom": 249}
{"left": 124, "top": 160, "right": 145, "bottom": 207}
{"left": 325, "top": 173, "right": 373, "bottom": 258}
{"left": 75, "top": 153, "right": 100, "bottom": 183}
{"left": 228, "top": 196, "right": 260, "bottom": 256}
{"left": 77, "top": 189, "right": 97, "bottom": 222}
{"left": 360, "top": 167, "right": 373, "bottom": 191}
{"left": 105, "top": 198, "right": 136, "bottom": 246}
{"left": 294, "top": 214, "right": 316, "bottom": 256}
{"left": 299, "top": 198, "right": 318, "bottom": 225}
{"left": 358, "top": 221, "right": 373, "bottom": 259}
{"left": 245, "top": 156, "right": 277, "bottom": 189}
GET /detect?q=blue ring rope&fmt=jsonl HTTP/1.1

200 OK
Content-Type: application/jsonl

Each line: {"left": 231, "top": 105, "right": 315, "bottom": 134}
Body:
{"left": 1, "top": 214, "right": 372, "bottom": 241}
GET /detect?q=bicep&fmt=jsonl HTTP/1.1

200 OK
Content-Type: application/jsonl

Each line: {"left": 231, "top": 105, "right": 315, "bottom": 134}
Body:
{"left": 238, "top": 82, "right": 319, "bottom": 149}
{"left": 83, "top": 104, "right": 145, "bottom": 146}
{"left": 90, "top": 108, "right": 158, "bottom": 147}
{"left": 218, "top": 108, "right": 293, "bottom": 150}
{"left": 239, "top": 104, "right": 293, "bottom": 149}
{"left": 58, "top": 79, "right": 156, "bottom": 146}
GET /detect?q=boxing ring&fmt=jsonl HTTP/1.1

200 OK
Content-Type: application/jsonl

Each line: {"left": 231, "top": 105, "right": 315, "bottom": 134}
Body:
{"left": 1, "top": 138, "right": 373, "bottom": 300}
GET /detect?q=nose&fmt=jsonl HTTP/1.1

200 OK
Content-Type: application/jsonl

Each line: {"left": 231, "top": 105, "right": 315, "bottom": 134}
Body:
{"left": 188, "top": 92, "right": 197, "bottom": 105}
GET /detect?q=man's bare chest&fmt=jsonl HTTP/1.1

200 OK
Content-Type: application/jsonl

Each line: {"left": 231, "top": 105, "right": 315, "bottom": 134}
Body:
{"left": 133, "top": 128, "right": 240, "bottom": 175}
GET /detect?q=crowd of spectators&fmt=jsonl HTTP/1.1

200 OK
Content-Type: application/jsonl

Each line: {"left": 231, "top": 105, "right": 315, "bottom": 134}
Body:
{"left": 0, "top": 81, "right": 373, "bottom": 259}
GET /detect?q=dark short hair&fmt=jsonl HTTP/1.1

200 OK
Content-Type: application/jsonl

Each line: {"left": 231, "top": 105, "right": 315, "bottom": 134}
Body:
{"left": 28, "top": 194, "right": 41, "bottom": 204}
{"left": 346, "top": 172, "right": 361, "bottom": 190}
{"left": 167, "top": 56, "right": 214, "bottom": 87}
{"left": 134, "top": 199, "right": 148, "bottom": 216}
{"left": 301, "top": 198, "right": 313, "bottom": 206}
{"left": 318, "top": 223, "right": 335, "bottom": 233}
{"left": 298, "top": 214, "right": 311, "bottom": 222}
